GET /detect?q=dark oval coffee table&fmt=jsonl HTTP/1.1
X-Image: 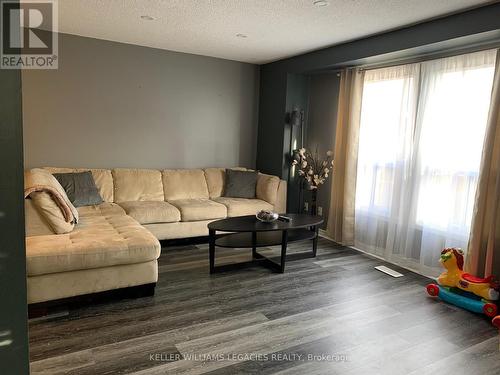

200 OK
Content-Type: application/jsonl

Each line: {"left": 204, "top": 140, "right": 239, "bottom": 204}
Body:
{"left": 208, "top": 214, "right": 323, "bottom": 274}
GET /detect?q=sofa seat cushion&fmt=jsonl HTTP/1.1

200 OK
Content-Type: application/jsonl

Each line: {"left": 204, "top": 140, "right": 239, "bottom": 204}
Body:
{"left": 77, "top": 202, "right": 126, "bottom": 217}
{"left": 118, "top": 201, "right": 180, "bottom": 224}
{"left": 169, "top": 199, "right": 227, "bottom": 222}
{"left": 212, "top": 197, "right": 273, "bottom": 217}
{"left": 26, "top": 214, "right": 161, "bottom": 276}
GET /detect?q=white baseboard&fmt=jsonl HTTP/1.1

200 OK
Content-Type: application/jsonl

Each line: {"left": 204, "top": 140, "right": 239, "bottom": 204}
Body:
{"left": 317, "top": 229, "right": 436, "bottom": 280}
{"left": 318, "top": 229, "right": 334, "bottom": 242}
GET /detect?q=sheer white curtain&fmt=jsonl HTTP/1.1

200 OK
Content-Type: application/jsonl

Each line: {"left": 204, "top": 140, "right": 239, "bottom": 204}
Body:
{"left": 354, "top": 50, "right": 497, "bottom": 277}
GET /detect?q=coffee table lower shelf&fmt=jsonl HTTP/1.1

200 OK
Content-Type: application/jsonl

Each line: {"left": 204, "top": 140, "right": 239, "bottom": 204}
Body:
{"left": 209, "top": 227, "right": 319, "bottom": 274}
{"left": 215, "top": 229, "right": 316, "bottom": 248}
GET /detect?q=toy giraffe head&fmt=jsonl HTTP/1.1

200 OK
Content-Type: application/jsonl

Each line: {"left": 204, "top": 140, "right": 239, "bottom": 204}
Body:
{"left": 440, "top": 248, "right": 464, "bottom": 271}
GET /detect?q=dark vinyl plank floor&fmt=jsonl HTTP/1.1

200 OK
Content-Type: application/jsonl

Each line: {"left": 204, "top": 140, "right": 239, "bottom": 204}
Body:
{"left": 29, "top": 237, "right": 500, "bottom": 375}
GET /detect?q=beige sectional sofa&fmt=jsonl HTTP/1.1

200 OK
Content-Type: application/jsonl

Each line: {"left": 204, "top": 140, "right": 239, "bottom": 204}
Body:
{"left": 25, "top": 167, "right": 286, "bottom": 305}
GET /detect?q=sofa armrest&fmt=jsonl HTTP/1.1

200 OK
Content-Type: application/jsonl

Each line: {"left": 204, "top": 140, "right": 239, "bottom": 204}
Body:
{"left": 256, "top": 173, "right": 279, "bottom": 205}
{"left": 274, "top": 180, "right": 287, "bottom": 214}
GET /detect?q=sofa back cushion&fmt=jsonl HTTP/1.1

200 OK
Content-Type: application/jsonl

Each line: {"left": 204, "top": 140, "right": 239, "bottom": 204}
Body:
{"left": 204, "top": 167, "right": 247, "bottom": 198}
{"left": 256, "top": 173, "right": 281, "bottom": 205}
{"left": 162, "top": 169, "right": 209, "bottom": 200}
{"left": 113, "top": 168, "right": 164, "bottom": 202}
{"left": 44, "top": 167, "right": 114, "bottom": 202}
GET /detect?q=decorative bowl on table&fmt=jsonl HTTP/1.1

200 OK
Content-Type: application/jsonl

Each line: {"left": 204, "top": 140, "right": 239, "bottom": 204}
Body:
{"left": 256, "top": 210, "right": 279, "bottom": 223}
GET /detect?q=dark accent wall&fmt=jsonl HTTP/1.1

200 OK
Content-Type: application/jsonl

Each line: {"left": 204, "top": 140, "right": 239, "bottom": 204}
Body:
{"left": 284, "top": 74, "right": 309, "bottom": 213}
{"left": 305, "top": 73, "right": 341, "bottom": 226}
{"left": 0, "top": 0, "right": 29, "bottom": 370}
{"left": 257, "top": 3, "right": 500, "bottom": 215}
{"left": 256, "top": 69, "right": 287, "bottom": 177}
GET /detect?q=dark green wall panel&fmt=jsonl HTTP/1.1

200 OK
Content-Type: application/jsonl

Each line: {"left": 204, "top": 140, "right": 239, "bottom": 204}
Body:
{"left": 0, "top": 43, "right": 30, "bottom": 375}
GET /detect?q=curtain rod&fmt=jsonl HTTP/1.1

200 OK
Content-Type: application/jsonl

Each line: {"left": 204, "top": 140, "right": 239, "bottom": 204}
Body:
{"left": 315, "top": 40, "right": 500, "bottom": 75}
{"left": 357, "top": 42, "right": 500, "bottom": 72}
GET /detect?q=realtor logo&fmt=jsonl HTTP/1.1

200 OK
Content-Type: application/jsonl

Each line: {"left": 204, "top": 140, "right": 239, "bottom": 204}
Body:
{"left": 1, "top": 0, "right": 58, "bottom": 69}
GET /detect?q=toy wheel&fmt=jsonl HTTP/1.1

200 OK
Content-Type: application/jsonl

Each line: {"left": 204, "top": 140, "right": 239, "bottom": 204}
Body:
{"left": 483, "top": 303, "right": 497, "bottom": 318}
{"left": 426, "top": 284, "right": 439, "bottom": 297}
{"left": 492, "top": 316, "right": 500, "bottom": 329}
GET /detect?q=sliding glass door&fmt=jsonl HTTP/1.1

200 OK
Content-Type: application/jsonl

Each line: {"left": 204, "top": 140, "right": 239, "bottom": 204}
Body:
{"left": 354, "top": 50, "right": 496, "bottom": 276}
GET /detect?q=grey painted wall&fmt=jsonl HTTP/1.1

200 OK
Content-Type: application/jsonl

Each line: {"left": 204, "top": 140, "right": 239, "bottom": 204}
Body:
{"left": 22, "top": 33, "right": 259, "bottom": 169}
{"left": 305, "top": 73, "right": 341, "bottom": 227}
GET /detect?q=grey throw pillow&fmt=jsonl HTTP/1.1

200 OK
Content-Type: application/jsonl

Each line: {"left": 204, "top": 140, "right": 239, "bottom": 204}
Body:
{"left": 53, "top": 171, "right": 103, "bottom": 207}
{"left": 223, "top": 169, "right": 258, "bottom": 199}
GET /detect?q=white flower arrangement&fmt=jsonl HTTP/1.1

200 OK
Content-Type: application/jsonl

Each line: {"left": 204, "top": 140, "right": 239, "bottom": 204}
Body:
{"left": 292, "top": 148, "right": 334, "bottom": 190}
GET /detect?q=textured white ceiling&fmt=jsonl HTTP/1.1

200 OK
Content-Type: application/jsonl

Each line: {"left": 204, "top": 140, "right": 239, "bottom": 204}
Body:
{"left": 50, "top": 0, "right": 492, "bottom": 64}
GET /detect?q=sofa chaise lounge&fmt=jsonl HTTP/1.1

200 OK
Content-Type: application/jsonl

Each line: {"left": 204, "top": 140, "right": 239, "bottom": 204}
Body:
{"left": 25, "top": 167, "right": 286, "bottom": 306}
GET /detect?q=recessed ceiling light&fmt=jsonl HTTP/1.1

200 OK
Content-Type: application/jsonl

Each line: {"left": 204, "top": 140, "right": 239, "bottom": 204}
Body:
{"left": 313, "top": 0, "right": 329, "bottom": 6}
{"left": 236, "top": 33, "right": 248, "bottom": 38}
{"left": 140, "top": 15, "right": 155, "bottom": 21}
